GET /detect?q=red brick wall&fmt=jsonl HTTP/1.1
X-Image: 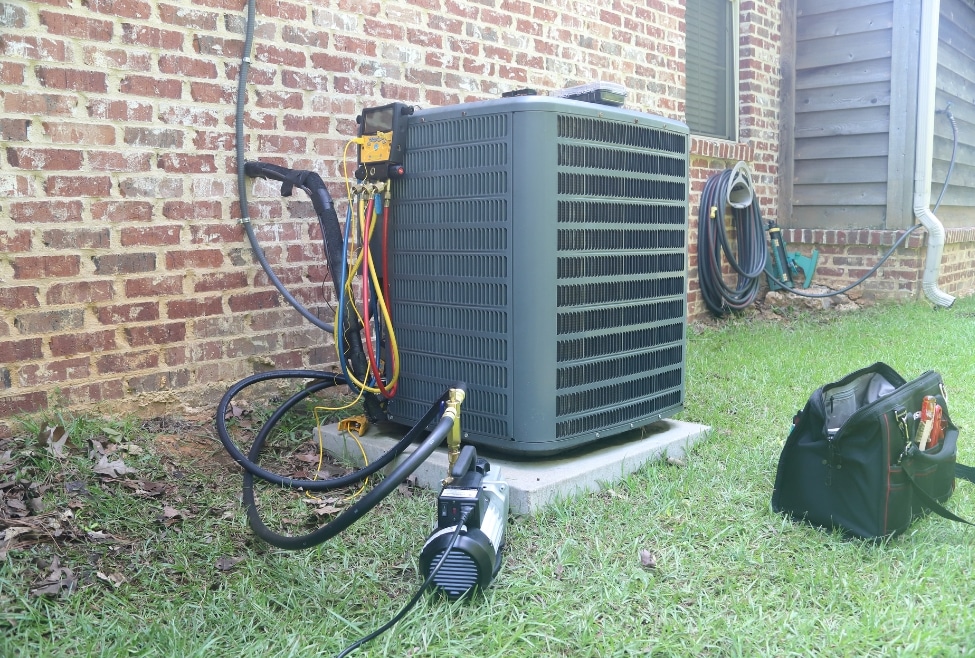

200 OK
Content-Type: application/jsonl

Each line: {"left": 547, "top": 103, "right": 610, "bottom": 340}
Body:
{"left": 779, "top": 228, "right": 975, "bottom": 302}
{"left": 0, "top": 0, "right": 783, "bottom": 423}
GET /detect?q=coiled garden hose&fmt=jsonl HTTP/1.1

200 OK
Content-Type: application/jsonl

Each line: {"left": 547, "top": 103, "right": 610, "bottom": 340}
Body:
{"left": 697, "top": 166, "right": 768, "bottom": 316}
{"left": 700, "top": 101, "right": 960, "bottom": 313}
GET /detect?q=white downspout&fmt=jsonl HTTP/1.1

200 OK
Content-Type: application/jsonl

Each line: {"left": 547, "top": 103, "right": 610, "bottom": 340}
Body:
{"left": 913, "top": 0, "right": 955, "bottom": 307}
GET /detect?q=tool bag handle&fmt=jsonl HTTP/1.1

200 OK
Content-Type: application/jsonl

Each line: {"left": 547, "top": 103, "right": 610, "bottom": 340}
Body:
{"left": 902, "top": 458, "right": 975, "bottom": 529}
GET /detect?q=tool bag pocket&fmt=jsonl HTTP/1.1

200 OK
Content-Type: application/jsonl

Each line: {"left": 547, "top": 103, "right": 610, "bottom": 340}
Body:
{"left": 771, "top": 362, "right": 958, "bottom": 540}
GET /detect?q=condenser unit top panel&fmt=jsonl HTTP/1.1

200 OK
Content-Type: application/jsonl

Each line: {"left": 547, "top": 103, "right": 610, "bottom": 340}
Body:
{"left": 405, "top": 95, "right": 689, "bottom": 138}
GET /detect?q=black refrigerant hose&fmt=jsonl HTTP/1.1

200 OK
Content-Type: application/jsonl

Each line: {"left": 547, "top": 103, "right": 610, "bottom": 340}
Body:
{"left": 234, "top": 0, "right": 333, "bottom": 334}
{"left": 240, "top": 161, "right": 373, "bottom": 386}
{"left": 215, "top": 371, "right": 465, "bottom": 550}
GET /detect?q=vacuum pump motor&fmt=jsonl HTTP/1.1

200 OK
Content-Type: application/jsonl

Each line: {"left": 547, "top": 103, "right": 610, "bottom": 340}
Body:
{"left": 419, "top": 449, "right": 508, "bottom": 600}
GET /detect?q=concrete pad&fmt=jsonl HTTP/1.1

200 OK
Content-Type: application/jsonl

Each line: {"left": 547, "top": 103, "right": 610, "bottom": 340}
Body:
{"left": 316, "top": 419, "right": 710, "bottom": 515}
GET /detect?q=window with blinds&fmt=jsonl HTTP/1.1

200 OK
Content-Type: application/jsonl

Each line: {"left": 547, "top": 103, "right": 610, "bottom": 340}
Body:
{"left": 685, "top": 0, "right": 737, "bottom": 140}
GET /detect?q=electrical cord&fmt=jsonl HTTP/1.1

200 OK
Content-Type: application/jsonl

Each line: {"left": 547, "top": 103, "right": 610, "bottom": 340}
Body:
{"left": 933, "top": 103, "right": 957, "bottom": 215}
{"left": 772, "top": 224, "right": 922, "bottom": 299}
{"left": 335, "top": 505, "right": 474, "bottom": 658}
{"left": 780, "top": 102, "right": 958, "bottom": 300}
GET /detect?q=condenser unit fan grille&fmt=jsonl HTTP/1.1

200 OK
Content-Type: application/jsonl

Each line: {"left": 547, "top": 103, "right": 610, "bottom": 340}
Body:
{"left": 553, "top": 114, "right": 685, "bottom": 440}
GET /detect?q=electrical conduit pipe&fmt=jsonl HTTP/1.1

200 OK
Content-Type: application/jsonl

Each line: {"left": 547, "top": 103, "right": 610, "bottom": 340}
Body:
{"left": 914, "top": 0, "right": 955, "bottom": 308}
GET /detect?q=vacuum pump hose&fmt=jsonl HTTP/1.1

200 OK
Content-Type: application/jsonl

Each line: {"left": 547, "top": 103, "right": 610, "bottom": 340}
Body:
{"left": 216, "top": 371, "right": 465, "bottom": 550}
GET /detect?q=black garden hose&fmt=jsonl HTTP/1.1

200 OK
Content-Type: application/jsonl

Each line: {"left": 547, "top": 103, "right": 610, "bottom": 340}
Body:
{"left": 697, "top": 168, "right": 768, "bottom": 316}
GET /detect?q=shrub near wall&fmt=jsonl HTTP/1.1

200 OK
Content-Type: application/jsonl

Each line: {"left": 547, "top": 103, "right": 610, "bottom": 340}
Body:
{"left": 0, "top": 0, "right": 782, "bottom": 427}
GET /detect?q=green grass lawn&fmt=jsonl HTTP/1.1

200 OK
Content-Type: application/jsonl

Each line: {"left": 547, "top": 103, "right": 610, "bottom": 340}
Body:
{"left": 2, "top": 296, "right": 975, "bottom": 657}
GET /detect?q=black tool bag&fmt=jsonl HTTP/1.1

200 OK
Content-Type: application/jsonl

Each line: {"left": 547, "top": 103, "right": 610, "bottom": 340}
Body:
{"left": 772, "top": 362, "right": 975, "bottom": 540}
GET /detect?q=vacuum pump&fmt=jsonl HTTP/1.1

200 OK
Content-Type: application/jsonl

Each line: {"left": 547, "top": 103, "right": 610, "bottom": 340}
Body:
{"left": 420, "top": 445, "right": 509, "bottom": 599}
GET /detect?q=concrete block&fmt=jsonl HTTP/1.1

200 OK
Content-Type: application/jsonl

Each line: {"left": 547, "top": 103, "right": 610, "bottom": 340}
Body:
{"left": 317, "top": 419, "right": 710, "bottom": 515}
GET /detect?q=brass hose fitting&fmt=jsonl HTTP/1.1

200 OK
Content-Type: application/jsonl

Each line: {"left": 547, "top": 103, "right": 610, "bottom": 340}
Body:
{"left": 442, "top": 387, "right": 466, "bottom": 482}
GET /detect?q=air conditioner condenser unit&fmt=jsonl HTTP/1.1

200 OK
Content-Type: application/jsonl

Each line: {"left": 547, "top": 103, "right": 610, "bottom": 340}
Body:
{"left": 387, "top": 96, "right": 688, "bottom": 457}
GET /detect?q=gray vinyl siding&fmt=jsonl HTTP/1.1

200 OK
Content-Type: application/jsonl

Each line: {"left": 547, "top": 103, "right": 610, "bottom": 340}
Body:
{"left": 786, "top": 0, "right": 975, "bottom": 231}
{"left": 933, "top": 0, "right": 975, "bottom": 227}
{"left": 792, "top": 0, "right": 896, "bottom": 229}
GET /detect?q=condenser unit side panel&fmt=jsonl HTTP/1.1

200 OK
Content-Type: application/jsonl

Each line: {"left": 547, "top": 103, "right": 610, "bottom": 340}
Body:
{"left": 387, "top": 108, "right": 515, "bottom": 444}
{"left": 508, "top": 110, "right": 560, "bottom": 447}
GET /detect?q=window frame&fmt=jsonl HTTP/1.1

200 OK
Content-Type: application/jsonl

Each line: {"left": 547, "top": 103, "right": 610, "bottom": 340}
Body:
{"left": 684, "top": 0, "right": 740, "bottom": 141}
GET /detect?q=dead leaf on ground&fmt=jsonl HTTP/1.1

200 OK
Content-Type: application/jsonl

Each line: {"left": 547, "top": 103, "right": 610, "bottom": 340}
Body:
{"left": 666, "top": 456, "right": 686, "bottom": 468}
{"left": 30, "top": 556, "right": 78, "bottom": 598}
{"left": 65, "top": 481, "right": 88, "bottom": 496}
{"left": 0, "top": 450, "right": 14, "bottom": 474}
{"left": 1, "top": 526, "right": 33, "bottom": 542}
{"left": 224, "top": 402, "right": 248, "bottom": 420}
{"left": 96, "top": 571, "right": 125, "bottom": 588}
{"left": 89, "top": 438, "right": 108, "bottom": 459}
{"left": 38, "top": 423, "right": 70, "bottom": 458}
{"left": 304, "top": 495, "right": 343, "bottom": 516}
{"left": 398, "top": 476, "right": 418, "bottom": 497}
{"left": 37, "top": 423, "right": 66, "bottom": 446}
{"left": 315, "top": 465, "right": 349, "bottom": 479}
{"left": 215, "top": 556, "right": 244, "bottom": 571}
{"left": 0, "top": 526, "right": 33, "bottom": 559}
{"left": 2, "top": 480, "right": 52, "bottom": 519}
{"left": 4, "top": 496, "right": 29, "bottom": 517}
{"left": 92, "top": 455, "right": 137, "bottom": 478}
{"left": 312, "top": 503, "right": 342, "bottom": 516}
{"left": 156, "top": 506, "right": 190, "bottom": 525}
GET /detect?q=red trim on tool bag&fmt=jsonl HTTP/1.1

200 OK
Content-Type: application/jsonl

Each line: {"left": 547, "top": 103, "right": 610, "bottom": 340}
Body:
{"left": 882, "top": 412, "right": 892, "bottom": 534}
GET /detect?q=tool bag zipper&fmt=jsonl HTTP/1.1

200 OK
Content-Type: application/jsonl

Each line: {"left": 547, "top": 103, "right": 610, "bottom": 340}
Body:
{"left": 812, "top": 370, "right": 942, "bottom": 486}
